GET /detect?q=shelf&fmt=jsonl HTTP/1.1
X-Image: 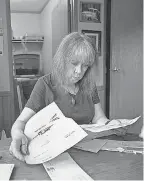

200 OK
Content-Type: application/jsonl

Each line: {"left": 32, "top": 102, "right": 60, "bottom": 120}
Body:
{"left": 12, "top": 39, "right": 44, "bottom": 43}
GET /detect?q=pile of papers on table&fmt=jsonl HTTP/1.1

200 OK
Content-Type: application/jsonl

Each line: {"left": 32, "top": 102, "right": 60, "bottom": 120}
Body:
{"left": 4, "top": 102, "right": 141, "bottom": 181}
{"left": 24, "top": 102, "right": 94, "bottom": 180}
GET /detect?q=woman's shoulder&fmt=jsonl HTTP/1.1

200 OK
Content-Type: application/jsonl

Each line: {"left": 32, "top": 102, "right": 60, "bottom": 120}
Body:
{"left": 38, "top": 73, "right": 51, "bottom": 82}
{"left": 37, "top": 73, "right": 55, "bottom": 88}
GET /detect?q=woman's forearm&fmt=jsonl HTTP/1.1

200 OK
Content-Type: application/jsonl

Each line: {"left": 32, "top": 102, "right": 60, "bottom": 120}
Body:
{"left": 11, "top": 107, "right": 36, "bottom": 139}
{"left": 92, "top": 115, "right": 109, "bottom": 125}
{"left": 92, "top": 103, "right": 110, "bottom": 125}
{"left": 11, "top": 120, "right": 26, "bottom": 139}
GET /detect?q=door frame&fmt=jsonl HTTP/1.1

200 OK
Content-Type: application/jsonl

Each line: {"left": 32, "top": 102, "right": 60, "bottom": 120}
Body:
{"left": 105, "top": 0, "right": 111, "bottom": 118}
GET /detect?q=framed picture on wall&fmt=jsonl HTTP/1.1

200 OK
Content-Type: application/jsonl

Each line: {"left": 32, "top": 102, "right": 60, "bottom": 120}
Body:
{"left": 82, "top": 30, "right": 101, "bottom": 55}
{"left": 80, "top": 2, "right": 101, "bottom": 23}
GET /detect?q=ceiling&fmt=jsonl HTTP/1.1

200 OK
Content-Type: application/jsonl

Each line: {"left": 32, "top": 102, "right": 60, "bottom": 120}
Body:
{"left": 10, "top": 0, "right": 50, "bottom": 13}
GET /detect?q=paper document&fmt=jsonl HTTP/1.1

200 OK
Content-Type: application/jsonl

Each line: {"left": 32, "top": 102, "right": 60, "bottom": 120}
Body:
{"left": 43, "top": 152, "right": 94, "bottom": 180}
{"left": 0, "top": 164, "right": 14, "bottom": 180}
{"left": 75, "top": 138, "right": 143, "bottom": 154}
{"left": 74, "top": 139, "right": 107, "bottom": 153}
{"left": 101, "top": 139, "right": 144, "bottom": 154}
{"left": 24, "top": 102, "right": 87, "bottom": 164}
{"left": 81, "top": 116, "right": 140, "bottom": 133}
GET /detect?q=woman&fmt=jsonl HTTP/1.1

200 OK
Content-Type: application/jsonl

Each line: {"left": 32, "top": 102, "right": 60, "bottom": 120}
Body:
{"left": 10, "top": 32, "right": 126, "bottom": 161}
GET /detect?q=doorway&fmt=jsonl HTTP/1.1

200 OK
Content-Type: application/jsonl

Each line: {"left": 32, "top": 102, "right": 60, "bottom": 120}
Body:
{"left": 106, "top": 0, "right": 143, "bottom": 134}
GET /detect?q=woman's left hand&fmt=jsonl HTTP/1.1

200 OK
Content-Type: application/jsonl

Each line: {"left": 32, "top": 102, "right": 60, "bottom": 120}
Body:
{"left": 111, "top": 126, "right": 128, "bottom": 136}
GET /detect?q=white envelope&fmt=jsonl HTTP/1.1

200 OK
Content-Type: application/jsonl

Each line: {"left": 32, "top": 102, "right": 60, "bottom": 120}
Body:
{"left": 81, "top": 116, "right": 141, "bottom": 133}
{"left": 24, "top": 102, "right": 87, "bottom": 164}
{"left": 43, "top": 152, "right": 94, "bottom": 180}
{"left": 0, "top": 164, "right": 14, "bottom": 180}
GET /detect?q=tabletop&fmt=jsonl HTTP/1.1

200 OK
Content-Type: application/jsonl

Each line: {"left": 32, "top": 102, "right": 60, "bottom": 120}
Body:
{"left": 0, "top": 135, "right": 143, "bottom": 180}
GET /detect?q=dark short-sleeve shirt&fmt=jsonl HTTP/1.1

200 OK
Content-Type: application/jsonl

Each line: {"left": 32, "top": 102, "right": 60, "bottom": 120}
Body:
{"left": 25, "top": 74, "right": 100, "bottom": 124}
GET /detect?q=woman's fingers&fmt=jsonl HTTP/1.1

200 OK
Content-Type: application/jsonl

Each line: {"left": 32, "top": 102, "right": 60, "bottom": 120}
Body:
{"left": 9, "top": 140, "right": 25, "bottom": 161}
{"left": 21, "top": 136, "right": 28, "bottom": 155}
{"left": 9, "top": 145, "right": 13, "bottom": 156}
{"left": 112, "top": 127, "right": 128, "bottom": 136}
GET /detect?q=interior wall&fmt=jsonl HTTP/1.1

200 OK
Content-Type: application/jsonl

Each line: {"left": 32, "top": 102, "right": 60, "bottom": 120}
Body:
{"left": 11, "top": 13, "right": 42, "bottom": 38}
{"left": 40, "top": 0, "right": 68, "bottom": 74}
{"left": 76, "top": 0, "right": 106, "bottom": 112}
{"left": 0, "top": 0, "right": 11, "bottom": 91}
{"left": 51, "top": 0, "right": 68, "bottom": 57}
{"left": 77, "top": 0, "right": 105, "bottom": 88}
{"left": 0, "top": 0, "right": 15, "bottom": 136}
{"left": 10, "top": 13, "right": 43, "bottom": 74}
{"left": 40, "top": 0, "right": 56, "bottom": 74}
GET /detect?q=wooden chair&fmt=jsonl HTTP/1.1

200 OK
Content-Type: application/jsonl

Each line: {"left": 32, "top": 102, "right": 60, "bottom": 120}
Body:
{"left": 16, "top": 81, "right": 27, "bottom": 113}
{"left": 16, "top": 79, "right": 37, "bottom": 113}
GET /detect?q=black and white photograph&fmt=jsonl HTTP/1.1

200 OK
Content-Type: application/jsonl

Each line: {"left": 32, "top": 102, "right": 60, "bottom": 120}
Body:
{"left": 80, "top": 1, "right": 101, "bottom": 23}
{"left": 82, "top": 30, "right": 101, "bottom": 55}
{"left": 0, "top": 0, "right": 143, "bottom": 180}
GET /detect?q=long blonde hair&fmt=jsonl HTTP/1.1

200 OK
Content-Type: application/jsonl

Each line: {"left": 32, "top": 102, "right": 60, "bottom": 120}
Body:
{"left": 52, "top": 32, "right": 98, "bottom": 96}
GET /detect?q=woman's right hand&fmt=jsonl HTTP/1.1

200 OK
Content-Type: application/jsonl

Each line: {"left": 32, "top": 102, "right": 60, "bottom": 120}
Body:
{"left": 9, "top": 131, "right": 29, "bottom": 162}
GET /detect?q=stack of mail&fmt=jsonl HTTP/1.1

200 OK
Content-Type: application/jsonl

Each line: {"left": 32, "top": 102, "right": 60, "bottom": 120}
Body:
{"left": 23, "top": 102, "right": 141, "bottom": 180}
{"left": 75, "top": 116, "right": 143, "bottom": 154}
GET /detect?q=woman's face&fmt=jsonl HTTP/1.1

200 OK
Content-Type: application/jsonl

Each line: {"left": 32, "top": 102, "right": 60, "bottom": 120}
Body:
{"left": 65, "top": 59, "right": 89, "bottom": 85}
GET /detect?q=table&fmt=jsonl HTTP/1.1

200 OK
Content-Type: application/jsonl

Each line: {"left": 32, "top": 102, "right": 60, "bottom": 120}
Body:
{"left": 0, "top": 135, "right": 143, "bottom": 180}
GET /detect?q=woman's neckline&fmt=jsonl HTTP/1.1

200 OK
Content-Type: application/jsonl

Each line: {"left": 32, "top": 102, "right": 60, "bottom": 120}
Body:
{"left": 62, "top": 84, "right": 79, "bottom": 95}
{"left": 49, "top": 73, "right": 80, "bottom": 95}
